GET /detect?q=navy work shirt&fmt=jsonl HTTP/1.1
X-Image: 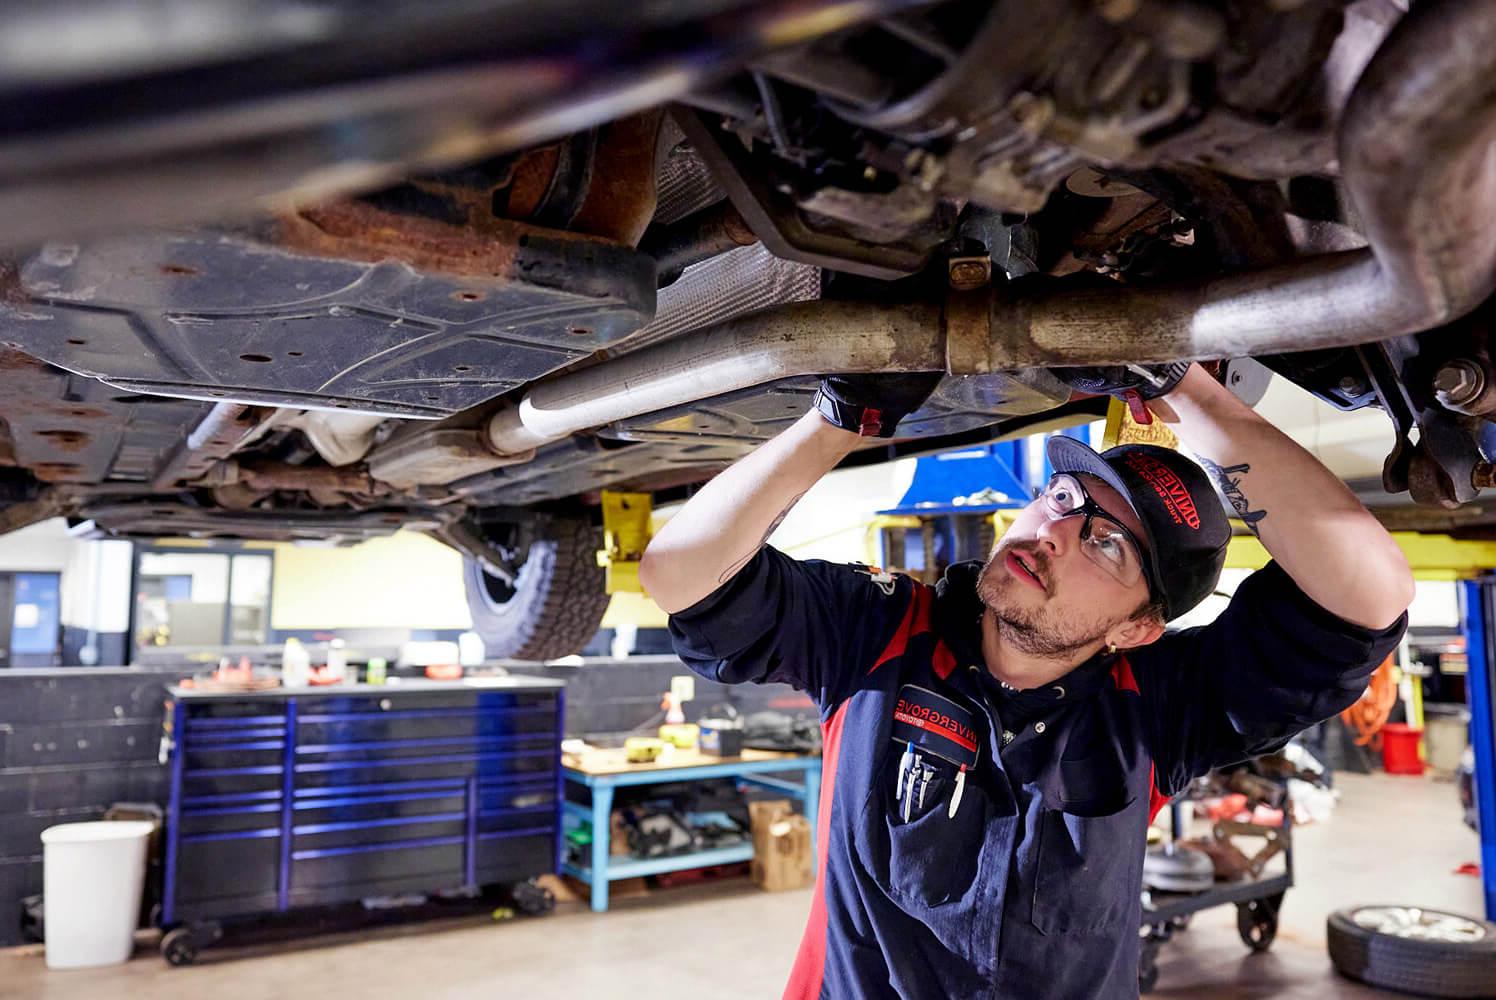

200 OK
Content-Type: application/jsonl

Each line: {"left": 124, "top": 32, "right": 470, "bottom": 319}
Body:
{"left": 668, "top": 547, "right": 1404, "bottom": 1000}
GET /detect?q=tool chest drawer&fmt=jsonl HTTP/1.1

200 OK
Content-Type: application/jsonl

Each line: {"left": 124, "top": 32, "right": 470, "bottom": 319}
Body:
{"left": 290, "top": 746, "right": 555, "bottom": 788}
{"left": 162, "top": 680, "right": 564, "bottom": 928}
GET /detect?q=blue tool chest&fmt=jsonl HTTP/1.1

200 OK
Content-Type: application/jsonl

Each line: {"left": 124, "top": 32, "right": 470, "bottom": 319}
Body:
{"left": 160, "top": 679, "right": 565, "bottom": 933}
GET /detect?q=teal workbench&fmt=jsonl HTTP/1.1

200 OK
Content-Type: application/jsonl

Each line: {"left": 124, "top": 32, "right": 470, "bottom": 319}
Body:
{"left": 560, "top": 746, "right": 821, "bottom": 912}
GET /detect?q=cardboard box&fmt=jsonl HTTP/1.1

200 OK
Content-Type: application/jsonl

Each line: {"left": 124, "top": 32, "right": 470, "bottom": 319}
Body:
{"left": 547, "top": 874, "right": 650, "bottom": 903}
{"left": 752, "top": 813, "right": 813, "bottom": 892}
{"left": 749, "top": 799, "right": 794, "bottom": 857}
{"left": 610, "top": 809, "right": 633, "bottom": 856}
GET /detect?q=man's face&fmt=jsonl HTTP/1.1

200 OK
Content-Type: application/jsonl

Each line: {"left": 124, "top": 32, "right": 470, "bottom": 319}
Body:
{"left": 976, "top": 474, "right": 1155, "bottom": 657}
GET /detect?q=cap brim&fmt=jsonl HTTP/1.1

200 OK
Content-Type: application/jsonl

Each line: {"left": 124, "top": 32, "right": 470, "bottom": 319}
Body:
{"left": 1045, "top": 436, "right": 1167, "bottom": 606}
{"left": 1046, "top": 436, "right": 1139, "bottom": 513}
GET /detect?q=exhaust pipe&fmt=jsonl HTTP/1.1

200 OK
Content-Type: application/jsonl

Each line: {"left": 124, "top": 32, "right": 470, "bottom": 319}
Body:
{"left": 477, "top": 0, "right": 1496, "bottom": 455}
{"left": 487, "top": 299, "right": 947, "bottom": 454}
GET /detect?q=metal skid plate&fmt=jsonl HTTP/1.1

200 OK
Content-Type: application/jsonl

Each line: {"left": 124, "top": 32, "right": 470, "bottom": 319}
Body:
{"left": 74, "top": 500, "right": 446, "bottom": 543}
{"left": 456, "top": 436, "right": 755, "bottom": 507}
{"left": 460, "top": 371, "right": 1072, "bottom": 505}
{"left": 0, "top": 224, "right": 655, "bottom": 419}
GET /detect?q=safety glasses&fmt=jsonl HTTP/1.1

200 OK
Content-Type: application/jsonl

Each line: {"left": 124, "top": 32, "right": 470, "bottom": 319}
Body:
{"left": 1037, "top": 473, "right": 1156, "bottom": 593}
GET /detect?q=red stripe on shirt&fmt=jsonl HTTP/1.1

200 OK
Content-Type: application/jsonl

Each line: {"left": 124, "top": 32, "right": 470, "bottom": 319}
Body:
{"left": 869, "top": 584, "right": 932, "bottom": 674}
{"left": 1110, "top": 655, "right": 1170, "bottom": 822}
{"left": 783, "top": 701, "right": 848, "bottom": 1000}
{"left": 932, "top": 640, "right": 957, "bottom": 679}
{"left": 1147, "top": 763, "right": 1170, "bottom": 824}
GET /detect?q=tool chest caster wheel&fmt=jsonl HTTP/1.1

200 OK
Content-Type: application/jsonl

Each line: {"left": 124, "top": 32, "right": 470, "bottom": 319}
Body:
{"left": 161, "top": 921, "right": 221, "bottom": 966}
{"left": 161, "top": 928, "right": 199, "bottom": 966}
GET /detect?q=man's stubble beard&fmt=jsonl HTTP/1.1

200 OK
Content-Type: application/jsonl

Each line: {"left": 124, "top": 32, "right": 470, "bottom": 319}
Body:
{"left": 976, "top": 542, "right": 1121, "bottom": 659}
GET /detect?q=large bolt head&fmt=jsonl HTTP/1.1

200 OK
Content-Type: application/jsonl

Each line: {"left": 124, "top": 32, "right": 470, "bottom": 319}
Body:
{"left": 1433, "top": 360, "right": 1484, "bottom": 407}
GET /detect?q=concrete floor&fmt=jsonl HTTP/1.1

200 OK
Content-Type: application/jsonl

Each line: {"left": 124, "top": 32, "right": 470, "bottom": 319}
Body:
{"left": 2, "top": 772, "right": 1484, "bottom": 1000}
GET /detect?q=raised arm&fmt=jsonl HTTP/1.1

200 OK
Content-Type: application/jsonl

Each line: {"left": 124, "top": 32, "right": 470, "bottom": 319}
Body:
{"left": 638, "top": 372, "right": 943, "bottom": 613}
{"left": 638, "top": 409, "right": 861, "bottom": 613}
{"left": 1152, "top": 364, "right": 1413, "bottom": 630}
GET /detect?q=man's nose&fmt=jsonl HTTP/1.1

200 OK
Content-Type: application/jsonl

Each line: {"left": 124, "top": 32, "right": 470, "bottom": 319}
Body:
{"left": 1034, "top": 514, "right": 1074, "bottom": 556}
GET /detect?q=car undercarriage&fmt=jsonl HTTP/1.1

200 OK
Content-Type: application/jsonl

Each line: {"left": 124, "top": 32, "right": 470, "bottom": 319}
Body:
{"left": 3, "top": 0, "right": 1496, "bottom": 656}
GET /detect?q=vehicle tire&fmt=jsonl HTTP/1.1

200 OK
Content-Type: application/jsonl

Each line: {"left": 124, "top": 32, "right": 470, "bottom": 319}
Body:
{"left": 462, "top": 516, "right": 610, "bottom": 661}
{"left": 1327, "top": 905, "right": 1496, "bottom": 998}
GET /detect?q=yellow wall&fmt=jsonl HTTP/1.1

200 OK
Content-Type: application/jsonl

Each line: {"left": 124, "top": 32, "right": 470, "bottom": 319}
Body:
{"left": 267, "top": 531, "right": 472, "bottom": 630}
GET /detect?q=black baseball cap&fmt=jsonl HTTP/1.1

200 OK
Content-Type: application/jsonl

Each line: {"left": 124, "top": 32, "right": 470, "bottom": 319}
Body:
{"left": 1046, "top": 437, "right": 1231, "bottom": 621}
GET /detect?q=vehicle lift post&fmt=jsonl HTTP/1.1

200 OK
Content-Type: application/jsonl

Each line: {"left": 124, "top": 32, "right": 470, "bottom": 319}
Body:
{"left": 1458, "top": 579, "right": 1496, "bottom": 920}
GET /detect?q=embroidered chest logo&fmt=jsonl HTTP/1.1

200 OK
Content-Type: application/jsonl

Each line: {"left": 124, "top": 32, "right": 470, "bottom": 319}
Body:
{"left": 890, "top": 684, "right": 979, "bottom": 768}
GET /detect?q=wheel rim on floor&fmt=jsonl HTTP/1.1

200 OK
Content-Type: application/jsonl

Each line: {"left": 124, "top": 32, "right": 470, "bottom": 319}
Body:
{"left": 1350, "top": 907, "right": 1488, "bottom": 943}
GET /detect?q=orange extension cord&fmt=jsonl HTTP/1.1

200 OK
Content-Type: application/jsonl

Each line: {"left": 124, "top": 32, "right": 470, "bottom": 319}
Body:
{"left": 1340, "top": 655, "right": 1399, "bottom": 750}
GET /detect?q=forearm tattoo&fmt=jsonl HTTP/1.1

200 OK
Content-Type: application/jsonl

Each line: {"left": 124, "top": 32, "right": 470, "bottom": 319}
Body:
{"left": 717, "top": 491, "right": 807, "bottom": 583}
{"left": 1199, "top": 458, "right": 1267, "bottom": 536}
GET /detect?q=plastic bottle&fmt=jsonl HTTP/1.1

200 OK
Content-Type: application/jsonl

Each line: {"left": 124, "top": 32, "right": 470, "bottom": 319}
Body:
{"left": 281, "top": 637, "right": 310, "bottom": 687}
{"left": 326, "top": 638, "right": 347, "bottom": 683}
{"left": 365, "top": 657, "right": 388, "bottom": 686}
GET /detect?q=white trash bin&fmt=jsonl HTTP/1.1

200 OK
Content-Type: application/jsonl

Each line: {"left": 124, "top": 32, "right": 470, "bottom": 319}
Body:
{"left": 41, "top": 820, "right": 154, "bottom": 969}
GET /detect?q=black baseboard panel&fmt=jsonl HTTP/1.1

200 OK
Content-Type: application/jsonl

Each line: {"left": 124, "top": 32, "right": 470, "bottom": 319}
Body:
{"left": 0, "top": 668, "right": 177, "bottom": 946}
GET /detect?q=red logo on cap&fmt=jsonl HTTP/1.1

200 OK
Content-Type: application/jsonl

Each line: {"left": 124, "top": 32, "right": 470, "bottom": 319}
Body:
{"left": 1123, "top": 452, "right": 1201, "bottom": 530}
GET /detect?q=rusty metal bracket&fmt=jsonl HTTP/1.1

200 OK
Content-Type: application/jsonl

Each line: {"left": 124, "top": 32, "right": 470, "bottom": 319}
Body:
{"left": 943, "top": 289, "right": 992, "bottom": 375}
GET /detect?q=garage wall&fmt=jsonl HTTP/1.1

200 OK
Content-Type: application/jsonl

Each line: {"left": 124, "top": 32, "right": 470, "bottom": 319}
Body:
{"left": 0, "top": 520, "right": 74, "bottom": 573}
{"left": 267, "top": 532, "right": 471, "bottom": 632}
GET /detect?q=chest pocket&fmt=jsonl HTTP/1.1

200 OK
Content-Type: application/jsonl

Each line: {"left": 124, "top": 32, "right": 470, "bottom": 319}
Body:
{"left": 1030, "top": 755, "right": 1147, "bottom": 935}
{"left": 862, "top": 752, "right": 989, "bottom": 908}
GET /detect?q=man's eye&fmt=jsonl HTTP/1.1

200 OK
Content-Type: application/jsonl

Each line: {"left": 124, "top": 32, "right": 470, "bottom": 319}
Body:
{"left": 1094, "top": 536, "right": 1124, "bottom": 562}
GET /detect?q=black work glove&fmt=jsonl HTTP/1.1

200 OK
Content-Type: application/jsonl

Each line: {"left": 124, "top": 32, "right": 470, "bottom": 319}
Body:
{"left": 1053, "top": 363, "right": 1191, "bottom": 424}
{"left": 812, "top": 372, "right": 944, "bottom": 438}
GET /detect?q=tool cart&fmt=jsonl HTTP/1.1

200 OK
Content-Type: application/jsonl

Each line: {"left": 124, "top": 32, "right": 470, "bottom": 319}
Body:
{"left": 157, "top": 678, "right": 564, "bottom": 964}
{"left": 1137, "top": 788, "right": 1295, "bottom": 993}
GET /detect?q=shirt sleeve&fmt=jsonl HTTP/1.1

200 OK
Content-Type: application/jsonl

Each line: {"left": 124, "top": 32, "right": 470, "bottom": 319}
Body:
{"left": 1129, "top": 560, "right": 1407, "bottom": 797}
{"left": 666, "top": 545, "right": 914, "bottom": 710}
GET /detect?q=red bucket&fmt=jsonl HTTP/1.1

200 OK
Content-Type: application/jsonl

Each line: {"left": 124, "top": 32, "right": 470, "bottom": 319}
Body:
{"left": 1381, "top": 723, "right": 1425, "bottom": 775}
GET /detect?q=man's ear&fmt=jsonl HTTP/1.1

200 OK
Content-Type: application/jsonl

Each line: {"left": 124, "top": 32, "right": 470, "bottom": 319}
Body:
{"left": 1106, "top": 615, "right": 1165, "bottom": 651}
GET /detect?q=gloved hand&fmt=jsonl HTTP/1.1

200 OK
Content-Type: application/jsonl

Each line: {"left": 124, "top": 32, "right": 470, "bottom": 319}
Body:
{"left": 1052, "top": 363, "right": 1191, "bottom": 424}
{"left": 812, "top": 372, "right": 945, "bottom": 438}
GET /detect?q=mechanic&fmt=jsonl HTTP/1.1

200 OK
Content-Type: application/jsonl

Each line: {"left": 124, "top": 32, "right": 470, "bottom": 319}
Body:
{"left": 637, "top": 363, "right": 1412, "bottom": 1000}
